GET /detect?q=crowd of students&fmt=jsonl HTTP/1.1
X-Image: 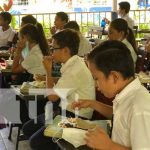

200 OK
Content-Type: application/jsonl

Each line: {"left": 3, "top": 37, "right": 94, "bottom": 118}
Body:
{"left": 0, "top": 1, "right": 150, "bottom": 150}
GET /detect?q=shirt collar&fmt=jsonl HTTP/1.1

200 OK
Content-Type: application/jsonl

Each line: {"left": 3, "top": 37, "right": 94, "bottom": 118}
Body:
{"left": 29, "top": 44, "right": 40, "bottom": 54}
{"left": 122, "top": 14, "right": 129, "bottom": 19}
{"left": 122, "top": 38, "right": 128, "bottom": 43}
{"left": 61, "top": 55, "right": 80, "bottom": 73}
{"left": 113, "top": 77, "right": 141, "bottom": 105}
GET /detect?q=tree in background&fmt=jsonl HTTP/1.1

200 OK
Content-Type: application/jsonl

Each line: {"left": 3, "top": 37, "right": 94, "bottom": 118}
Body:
{"left": 0, "top": 0, "right": 13, "bottom": 11}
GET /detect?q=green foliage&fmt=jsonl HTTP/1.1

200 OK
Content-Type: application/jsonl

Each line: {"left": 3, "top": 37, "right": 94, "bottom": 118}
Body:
{"left": 80, "top": 22, "right": 95, "bottom": 33}
{"left": 137, "top": 23, "right": 150, "bottom": 38}
{"left": 11, "top": 16, "right": 17, "bottom": 29}
{"left": 139, "top": 23, "right": 150, "bottom": 30}
{"left": 42, "top": 22, "right": 50, "bottom": 38}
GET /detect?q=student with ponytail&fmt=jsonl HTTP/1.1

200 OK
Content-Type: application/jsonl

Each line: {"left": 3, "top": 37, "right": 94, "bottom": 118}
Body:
{"left": 108, "top": 18, "right": 137, "bottom": 64}
{"left": 12, "top": 23, "right": 49, "bottom": 75}
{"left": 20, "top": 15, "right": 49, "bottom": 58}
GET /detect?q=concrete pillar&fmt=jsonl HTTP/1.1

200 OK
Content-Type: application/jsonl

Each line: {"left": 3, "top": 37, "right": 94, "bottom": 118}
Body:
{"left": 111, "top": 0, "right": 118, "bottom": 21}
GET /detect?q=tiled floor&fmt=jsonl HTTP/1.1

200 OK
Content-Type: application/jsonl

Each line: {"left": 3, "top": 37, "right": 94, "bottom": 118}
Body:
{"left": 0, "top": 127, "right": 31, "bottom": 150}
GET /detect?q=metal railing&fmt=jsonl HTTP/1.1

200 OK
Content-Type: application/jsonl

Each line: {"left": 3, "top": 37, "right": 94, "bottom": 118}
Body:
{"left": 11, "top": 10, "right": 150, "bottom": 37}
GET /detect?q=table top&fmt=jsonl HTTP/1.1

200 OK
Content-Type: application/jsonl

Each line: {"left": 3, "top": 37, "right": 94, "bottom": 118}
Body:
{"left": 11, "top": 85, "right": 46, "bottom": 101}
{"left": 138, "top": 72, "right": 150, "bottom": 84}
{"left": 1, "top": 68, "right": 12, "bottom": 75}
{"left": 0, "top": 67, "right": 30, "bottom": 76}
{"left": 0, "top": 51, "right": 10, "bottom": 59}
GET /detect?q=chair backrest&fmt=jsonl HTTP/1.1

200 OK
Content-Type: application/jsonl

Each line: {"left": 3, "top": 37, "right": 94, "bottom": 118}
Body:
{"left": 133, "top": 25, "right": 138, "bottom": 37}
{"left": 88, "top": 26, "right": 103, "bottom": 39}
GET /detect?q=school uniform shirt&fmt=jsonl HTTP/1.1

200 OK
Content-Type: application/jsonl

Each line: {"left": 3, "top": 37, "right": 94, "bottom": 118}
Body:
{"left": 0, "top": 26, "right": 15, "bottom": 47}
{"left": 122, "top": 38, "right": 137, "bottom": 64}
{"left": 78, "top": 33, "right": 92, "bottom": 57}
{"left": 112, "top": 78, "right": 150, "bottom": 150}
{"left": 52, "top": 55, "right": 95, "bottom": 119}
{"left": 21, "top": 44, "right": 46, "bottom": 75}
{"left": 121, "top": 14, "right": 135, "bottom": 29}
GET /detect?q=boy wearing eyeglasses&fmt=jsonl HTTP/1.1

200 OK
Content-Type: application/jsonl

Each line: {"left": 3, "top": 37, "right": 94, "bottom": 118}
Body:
{"left": 23, "top": 29, "right": 95, "bottom": 150}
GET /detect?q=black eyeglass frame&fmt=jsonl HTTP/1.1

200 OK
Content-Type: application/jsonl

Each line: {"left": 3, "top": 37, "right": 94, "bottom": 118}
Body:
{"left": 49, "top": 47, "right": 64, "bottom": 54}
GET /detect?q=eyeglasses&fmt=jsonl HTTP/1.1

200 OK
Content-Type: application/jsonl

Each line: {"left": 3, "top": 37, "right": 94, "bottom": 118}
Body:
{"left": 49, "top": 47, "right": 63, "bottom": 54}
{"left": 50, "top": 47, "right": 63, "bottom": 53}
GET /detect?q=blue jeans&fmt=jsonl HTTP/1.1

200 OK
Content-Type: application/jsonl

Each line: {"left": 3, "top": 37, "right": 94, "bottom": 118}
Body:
{"left": 23, "top": 110, "right": 86, "bottom": 150}
{"left": 22, "top": 114, "right": 59, "bottom": 150}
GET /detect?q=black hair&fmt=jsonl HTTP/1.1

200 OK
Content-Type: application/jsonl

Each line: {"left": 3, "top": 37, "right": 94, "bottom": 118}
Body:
{"left": 20, "top": 23, "right": 49, "bottom": 56}
{"left": 88, "top": 40, "right": 135, "bottom": 79}
{"left": 119, "top": 1, "right": 130, "bottom": 14}
{"left": 64, "top": 21, "right": 80, "bottom": 31}
{"left": 0, "top": 12, "right": 12, "bottom": 24}
{"left": 110, "top": 18, "right": 137, "bottom": 54}
{"left": 56, "top": 12, "right": 69, "bottom": 23}
{"left": 52, "top": 29, "right": 80, "bottom": 56}
{"left": 21, "top": 15, "right": 37, "bottom": 25}
{"left": 21, "top": 15, "right": 48, "bottom": 55}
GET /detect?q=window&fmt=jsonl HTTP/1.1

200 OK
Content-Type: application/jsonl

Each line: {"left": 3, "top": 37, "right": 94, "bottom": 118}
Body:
{"left": 13, "top": 0, "right": 29, "bottom": 5}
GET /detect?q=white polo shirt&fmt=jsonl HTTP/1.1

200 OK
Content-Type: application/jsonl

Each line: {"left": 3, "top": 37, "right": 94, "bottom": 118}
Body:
{"left": 21, "top": 44, "right": 46, "bottom": 75}
{"left": 122, "top": 38, "right": 137, "bottom": 64}
{"left": 121, "top": 14, "right": 135, "bottom": 29}
{"left": 112, "top": 78, "right": 150, "bottom": 150}
{"left": 0, "top": 26, "right": 15, "bottom": 47}
{"left": 78, "top": 33, "right": 92, "bottom": 57}
{"left": 53, "top": 55, "right": 95, "bottom": 119}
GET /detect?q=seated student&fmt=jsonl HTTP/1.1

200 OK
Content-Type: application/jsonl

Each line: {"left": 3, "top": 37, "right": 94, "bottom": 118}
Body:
{"left": 72, "top": 40, "right": 150, "bottom": 150}
{"left": 118, "top": 1, "right": 135, "bottom": 29}
{"left": 22, "top": 29, "right": 95, "bottom": 150}
{"left": 0, "top": 11, "right": 15, "bottom": 49}
{"left": 108, "top": 18, "right": 137, "bottom": 64}
{"left": 21, "top": 15, "right": 37, "bottom": 27}
{"left": 11, "top": 15, "right": 47, "bottom": 84}
{"left": 12, "top": 23, "right": 49, "bottom": 123}
{"left": 64, "top": 21, "right": 92, "bottom": 57}
{"left": 50, "top": 11, "right": 69, "bottom": 35}
{"left": 20, "top": 15, "right": 38, "bottom": 59}
{"left": 12, "top": 23, "right": 49, "bottom": 75}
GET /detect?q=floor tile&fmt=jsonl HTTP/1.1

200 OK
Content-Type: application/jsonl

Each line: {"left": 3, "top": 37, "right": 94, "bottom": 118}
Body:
{"left": 0, "top": 127, "right": 31, "bottom": 150}
{"left": 0, "top": 133, "right": 3, "bottom": 140}
{"left": 3, "top": 139, "right": 15, "bottom": 150}
{"left": 0, "top": 140, "right": 6, "bottom": 150}
{"left": 0, "top": 128, "right": 9, "bottom": 139}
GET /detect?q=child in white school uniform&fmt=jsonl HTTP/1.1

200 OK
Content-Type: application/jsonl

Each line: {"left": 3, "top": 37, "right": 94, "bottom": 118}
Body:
{"left": 73, "top": 40, "right": 150, "bottom": 150}
{"left": 0, "top": 12, "right": 15, "bottom": 49}
{"left": 12, "top": 23, "right": 49, "bottom": 75}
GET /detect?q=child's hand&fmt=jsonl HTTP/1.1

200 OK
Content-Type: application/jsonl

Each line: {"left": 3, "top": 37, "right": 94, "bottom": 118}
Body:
{"left": 85, "top": 126, "right": 112, "bottom": 150}
{"left": 50, "top": 26, "right": 56, "bottom": 35}
{"left": 16, "top": 40, "right": 26, "bottom": 53}
{"left": 72, "top": 100, "right": 92, "bottom": 110}
{"left": 33, "top": 74, "right": 46, "bottom": 81}
{"left": 43, "top": 56, "right": 53, "bottom": 73}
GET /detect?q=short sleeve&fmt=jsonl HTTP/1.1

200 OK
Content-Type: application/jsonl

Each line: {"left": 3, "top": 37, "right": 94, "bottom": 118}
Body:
{"left": 130, "top": 112, "right": 150, "bottom": 150}
{"left": 21, "top": 54, "right": 38, "bottom": 71}
{"left": 8, "top": 30, "right": 15, "bottom": 42}
{"left": 53, "top": 74, "right": 79, "bottom": 98}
